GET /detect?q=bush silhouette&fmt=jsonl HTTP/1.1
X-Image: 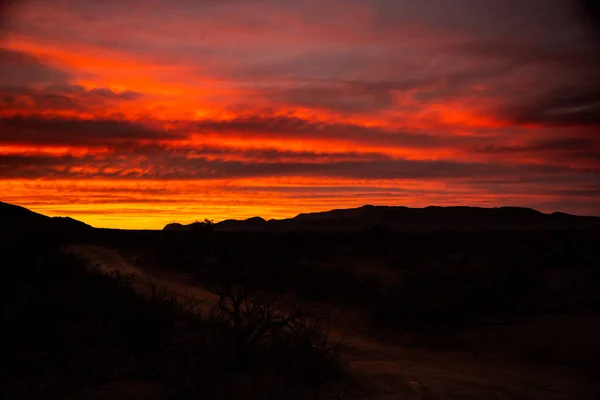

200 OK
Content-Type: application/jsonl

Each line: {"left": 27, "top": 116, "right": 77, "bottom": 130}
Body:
{"left": 190, "top": 218, "right": 215, "bottom": 233}
{"left": 196, "top": 248, "right": 342, "bottom": 381}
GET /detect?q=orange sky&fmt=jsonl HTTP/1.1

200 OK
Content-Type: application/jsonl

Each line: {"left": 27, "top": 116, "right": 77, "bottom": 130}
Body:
{"left": 1, "top": 0, "right": 599, "bottom": 228}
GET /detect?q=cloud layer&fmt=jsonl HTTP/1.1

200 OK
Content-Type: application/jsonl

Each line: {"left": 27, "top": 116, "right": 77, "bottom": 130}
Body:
{"left": 1, "top": 0, "right": 599, "bottom": 227}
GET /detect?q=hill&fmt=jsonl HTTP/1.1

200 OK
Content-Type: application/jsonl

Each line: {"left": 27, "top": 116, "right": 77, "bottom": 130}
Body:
{"left": 165, "top": 205, "right": 600, "bottom": 232}
{"left": 164, "top": 216, "right": 267, "bottom": 232}
{"left": 0, "top": 201, "right": 91, "bottom": 233}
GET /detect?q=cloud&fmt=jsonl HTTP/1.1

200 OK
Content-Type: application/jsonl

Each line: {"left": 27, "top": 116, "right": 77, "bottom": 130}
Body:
{"left": 1, "top": 147, "right": 594, "bottom": 183}
{"left": 477, "top": 138, "right": 599, "bottom": 153}
{"left": 262, "top": 82, "right": 397, "bottom": 113}
{"left": 2, "top": 0, "right": 600, "bottom": 222}
{"left": 0, "top": 48, "right": 71, "bottom": 87}
{"left": 499, "top": 85, "right": 600, "bottom": 127}
{"left": 0, "top": 115, "right": 175, "bottom": 146}
{"left": 194, "top": 115, "right": 476, "bottom": 149}
{"left": 0, "top": 153, "right": 95, "bottom": 178}
{"left": 0, "top": 85, "right": 144, "bottom": 114}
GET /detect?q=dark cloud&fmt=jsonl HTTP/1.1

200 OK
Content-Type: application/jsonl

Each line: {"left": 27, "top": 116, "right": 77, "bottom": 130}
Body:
{"left": 548, "top": 187, "right": 600, "bottom": 197}
{"left": 0, "top": 85, "right": 143, "bottom": 113}
{"left": 85, "top": 87, "right": 142, "bottom": 101}
{"left": 1, "top": 149, "right": 592, "bottom": 182}
{"left": 0, "top": 113, "right": 482, "bottom": 153}
{"left": 257, "top": 78, "right": 457, "bottom": 113}
{"left": 0, "top": 49, "right": 142, "bottom": 115}
{"left": 501, "top": 85, "right": 600, "bottom": 126}
{"left": 1, "top": 90, "right": 82, "bottom": 111}
{"left": 453, "top": 40, "right": 598, "bottom": 67}
{"left": 0, "top": 48, "right": 71, "bottom": 87}
{"left": 475, "top": 137, "right": 600, "bottom": 168}
{"left": 477, "top": 138, "right": 599, "bottom": 153}
{"left": 370, "top": 0, "right": 585, "bottom": 40}
{"left": 195, "top": 115, "right": 479, "bottom": 148}
{"left": 163, "top": 145, "right": 389, "bottom": 162}
{"left": 0, "top": 153, "right": 96, "bottom": 178}
{"left": 0, "top": 113, "right": 455, "bottom": 149}
{"left": 0, "top": 115, "right": 176, "bottom": 146}
{"left": 265, "top": 82, "right": 396, "bottom": 113}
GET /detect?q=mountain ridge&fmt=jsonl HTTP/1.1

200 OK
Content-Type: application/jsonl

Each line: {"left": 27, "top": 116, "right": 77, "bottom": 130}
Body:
{"left": 0, "top": 201, "right": 92, "bottom": 232}
{"left": 164, "top": 204, "right": 600, "bottom": 232}
{"left": 3, "top": 201, "right": 598, "bottom": 232}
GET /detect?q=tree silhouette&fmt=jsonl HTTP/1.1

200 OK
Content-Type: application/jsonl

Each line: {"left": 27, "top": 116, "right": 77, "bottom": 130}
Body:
{"left": 190, "top": 218, "right": 215, "bottom": 233}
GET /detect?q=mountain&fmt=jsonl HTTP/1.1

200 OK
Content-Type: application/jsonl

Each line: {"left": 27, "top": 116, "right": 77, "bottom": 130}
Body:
{"left": 165, "top": 205, "right": 600, "bottom": 232}
{"left": 164, "top": 216, "right": 267, "bottom": 232}
{"left": 163, "top": 222, "right": 187, "bottom": 231}
{"left": 0, "top": 201, "right": 91, "bottom": 232}
{"left": 3, "top": 201, "right": 598, "bottom": 233}
{"left": 218, "top": 216, "right": 267, "bottom": 230}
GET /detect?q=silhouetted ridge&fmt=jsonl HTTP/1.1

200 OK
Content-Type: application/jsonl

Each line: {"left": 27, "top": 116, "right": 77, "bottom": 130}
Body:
{"left": 163, "top": 222, "right": 187, "bottom": 231}
{"left": 0, "top": 201, "right": 91, "bottom": 232}
{"left": 1, "top": 200, "right": 49, "bottom": 219}
{"left": 166, "top": 216, "right": 267, "bottom": 232}
{"left": 165, "top": 205, "right": 600, "bottom": 232}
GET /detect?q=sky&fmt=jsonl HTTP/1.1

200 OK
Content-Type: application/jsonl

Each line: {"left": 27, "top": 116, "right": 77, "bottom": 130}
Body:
{"left": 1, "top": 0, "right": 599, "bottom": 229}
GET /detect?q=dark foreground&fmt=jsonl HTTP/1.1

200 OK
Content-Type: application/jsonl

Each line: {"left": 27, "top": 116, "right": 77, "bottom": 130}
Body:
{"left": 3, "top": 225, "right": 600, "bottom": 399}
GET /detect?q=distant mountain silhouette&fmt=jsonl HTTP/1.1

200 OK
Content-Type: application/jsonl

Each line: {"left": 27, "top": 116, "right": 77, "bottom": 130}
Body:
{"left": 218, "top": 216, "right": 267, "bottom": 230}
{"left": 165, "top": 216, "right": 267, "bottom": 232}
{"left": 0, "top": 201, "right": 91, "bottom": 232}
{"left": 163, "top": 222, "right": 186, "bottom": 231}
{"left": 2, "top": 201, "right": 598, "bottom": 233}
{"left": 165, "top": 205, "right": 600, "bottom": 232}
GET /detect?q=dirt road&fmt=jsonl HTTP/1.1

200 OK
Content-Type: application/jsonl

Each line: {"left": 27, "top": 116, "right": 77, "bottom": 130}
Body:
{"left": 66, "top": 245, "right": 598, "bottom": 400}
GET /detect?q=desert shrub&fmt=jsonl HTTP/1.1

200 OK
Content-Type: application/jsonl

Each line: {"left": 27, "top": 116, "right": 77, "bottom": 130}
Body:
{"left": 195, "top": 252, "right": 342, "bottom": 384}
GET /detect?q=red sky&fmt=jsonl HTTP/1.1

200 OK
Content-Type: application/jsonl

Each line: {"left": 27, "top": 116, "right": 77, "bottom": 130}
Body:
{"left": 1, "top": 0, "right": 599, "bottom": 228}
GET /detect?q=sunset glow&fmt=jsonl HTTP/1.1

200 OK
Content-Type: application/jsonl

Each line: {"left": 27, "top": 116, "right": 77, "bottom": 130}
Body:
{"left": 1, "top": 0, "right": 599, "bottom": 228}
